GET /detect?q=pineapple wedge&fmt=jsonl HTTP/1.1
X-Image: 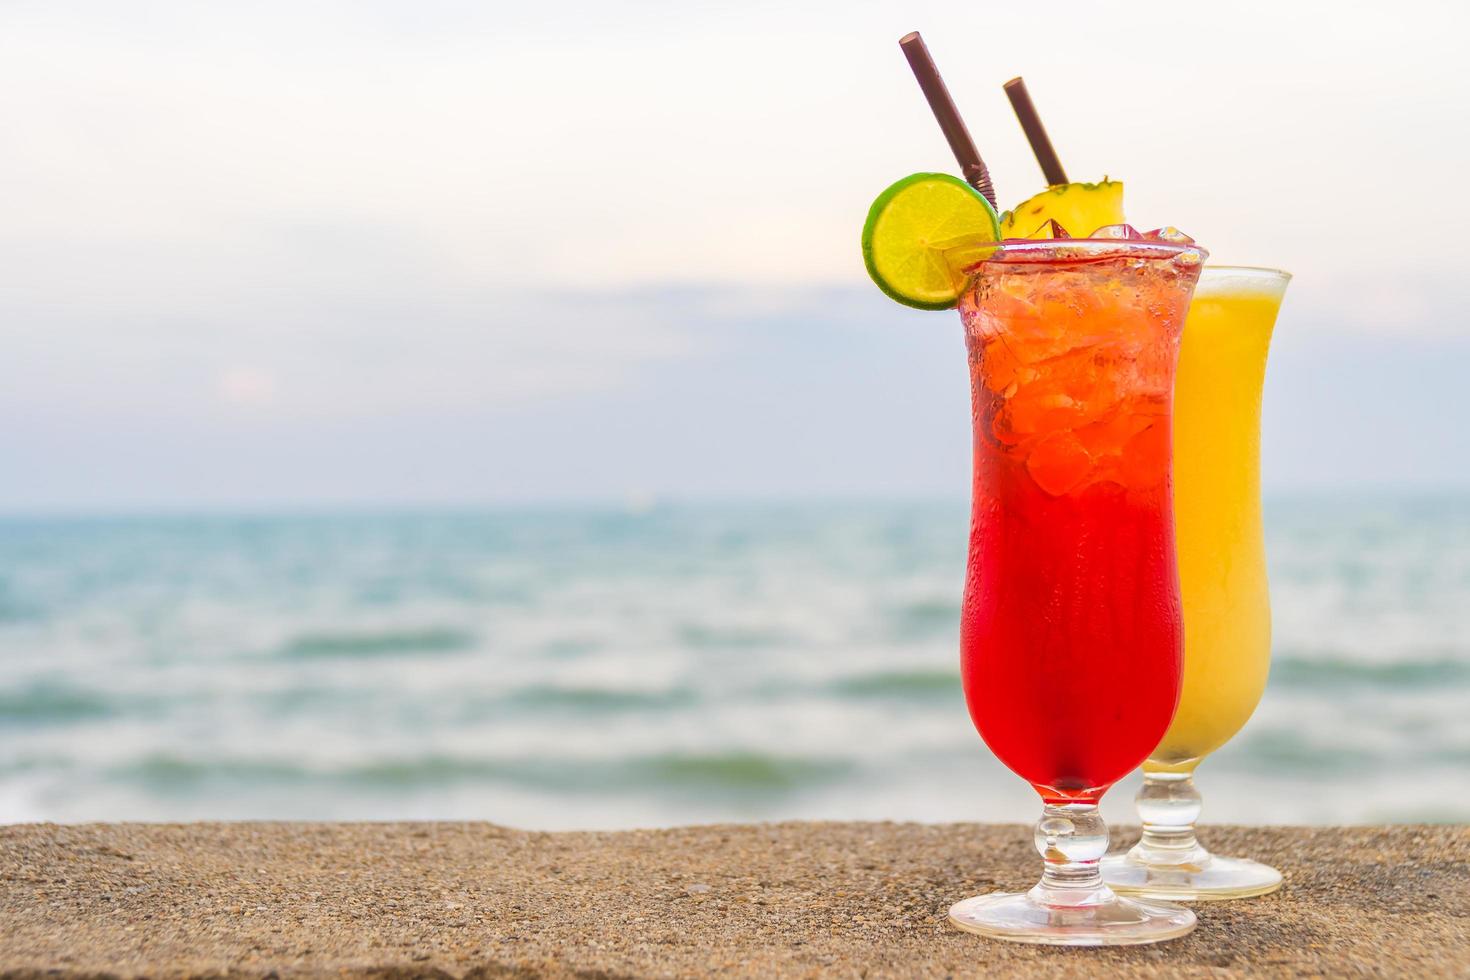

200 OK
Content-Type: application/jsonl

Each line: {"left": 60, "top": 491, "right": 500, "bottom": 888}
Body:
{"left": 999, "top": 179, "right": 1125, "bottom": 239}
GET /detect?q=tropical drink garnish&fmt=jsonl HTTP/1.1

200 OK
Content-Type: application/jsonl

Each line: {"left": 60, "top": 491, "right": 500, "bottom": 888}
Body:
{"left": 998, "top": 179, "right": 1125, "bottom": 239}
{"left": 861, "top": 173, "right": 1001, "bottom": 310}
{"left": 861, "top": 170, "right": 1197, "bottom": 310}
{"left": 863, "top": 37, "right": 1192, "bottom": 317}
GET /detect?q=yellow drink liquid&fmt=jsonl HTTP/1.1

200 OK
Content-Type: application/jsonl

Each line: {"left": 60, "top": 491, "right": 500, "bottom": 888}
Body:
{"left": 1148, "top": 267, "right": 1289, "bottom": 771}
{"left": 1103, "top": 266, "right": 1291, "bottom": 902}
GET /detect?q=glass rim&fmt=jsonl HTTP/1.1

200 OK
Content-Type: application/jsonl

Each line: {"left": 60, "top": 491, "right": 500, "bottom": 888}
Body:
{"left": 1200, "top": 264, "right": 1292, "bottom": 282}
{"left": 988, "top": 238, "right": 1206, "bottom": 262}
{"left": 943, "top": 237, "right": 1208, "bottom": 284}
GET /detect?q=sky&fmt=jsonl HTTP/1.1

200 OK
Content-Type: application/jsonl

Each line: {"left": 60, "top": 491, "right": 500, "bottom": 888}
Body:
{"left": 1, "top": 0, "right": 1466, "bottom": 510}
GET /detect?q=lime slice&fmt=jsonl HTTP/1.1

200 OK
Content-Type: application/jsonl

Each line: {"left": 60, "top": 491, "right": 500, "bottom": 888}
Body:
{"left": 861, "top": 173, "right": 1002, "bottom": 311}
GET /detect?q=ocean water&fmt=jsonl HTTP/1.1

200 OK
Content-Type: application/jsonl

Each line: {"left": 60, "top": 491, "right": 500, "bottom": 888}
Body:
{"left": 1, "top": 496, "right": 1466, "bottom": 829}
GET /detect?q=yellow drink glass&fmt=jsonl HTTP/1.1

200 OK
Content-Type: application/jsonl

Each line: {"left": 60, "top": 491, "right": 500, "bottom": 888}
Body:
{"left": 1102, "top": 266, "right": 1290, "bottom": 901}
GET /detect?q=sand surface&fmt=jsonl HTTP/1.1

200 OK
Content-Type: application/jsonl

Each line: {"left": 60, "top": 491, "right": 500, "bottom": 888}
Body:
{"left": 2, "top": 821, "right": 1466, "bottom": 978}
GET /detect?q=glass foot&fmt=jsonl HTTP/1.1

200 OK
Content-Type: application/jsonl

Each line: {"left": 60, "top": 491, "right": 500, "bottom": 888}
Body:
{"left": 1101, "top": 850, "right": 1283, "bottom": 902}
{"left": 948, "top": 886, "right": 1196, "bottom": 946}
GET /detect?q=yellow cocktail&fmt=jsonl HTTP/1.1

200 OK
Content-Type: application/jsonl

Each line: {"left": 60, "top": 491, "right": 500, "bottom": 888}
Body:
{"left": 1102, "top": 266, "right": 1290, "bottom": 901}
{"left": 1160, "top": 268, "right": 1284, "bottom": 764}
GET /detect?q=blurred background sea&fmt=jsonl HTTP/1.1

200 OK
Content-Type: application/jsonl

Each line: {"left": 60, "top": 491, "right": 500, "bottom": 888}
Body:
{"left": 3, "top": 493, "right": 1466, "bottom": 830}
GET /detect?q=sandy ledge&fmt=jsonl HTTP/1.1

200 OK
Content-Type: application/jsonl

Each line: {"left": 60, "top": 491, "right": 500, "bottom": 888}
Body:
{"left": 1, "top": 821, "right": 1466, "bottom": 978}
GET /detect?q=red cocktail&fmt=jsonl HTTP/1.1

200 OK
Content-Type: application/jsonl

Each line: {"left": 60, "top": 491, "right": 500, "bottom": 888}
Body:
{"left": 948, "top": 237, "right": 1203, "bottom": 945}
{"left": 960, "top": 241, "right": 1190, "bottom": 802}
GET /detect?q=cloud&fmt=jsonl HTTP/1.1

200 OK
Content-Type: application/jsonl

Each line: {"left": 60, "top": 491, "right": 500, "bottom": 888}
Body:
{"left": 0, "top": 213, "right": 707, "bottom": 422}
{"left": 217, "top": 367, "right": 278, "bottom": 409}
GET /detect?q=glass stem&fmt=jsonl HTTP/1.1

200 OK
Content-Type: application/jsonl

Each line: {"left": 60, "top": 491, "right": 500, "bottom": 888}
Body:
{"left": 1029, "top": 803, "right": 1114, "bottom": 908}
{"left": 1130, "top": 770, "right": 1211, "bottom": 867}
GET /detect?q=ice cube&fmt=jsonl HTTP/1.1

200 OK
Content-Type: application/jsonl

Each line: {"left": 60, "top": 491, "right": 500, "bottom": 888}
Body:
{"left": 979, "top": 338, "right": 1024, "bottom": 394}
{"left": 1007, "top": 390, "right": 1081, "bottom": 438}
{"left": 1089, "top": 223, "right": 1143, "bottom": 240}
{"left": 1015, "top": 218, "right": 1071, "bottom": 240}
{"left": 1074, "top": 410, "right": 1156, "bottom": 459}
{"left": 1119, "top": 421, "right": 1170, "bottom": 488}
{"left": 1142, "top": 226, "right": 1195, "bottom": 244}
{"left": 1025, "top": 432, "right": 1093, "bottom": 497}
{"left": 1002, "top": 356, "right": 1123, "bottom": 437}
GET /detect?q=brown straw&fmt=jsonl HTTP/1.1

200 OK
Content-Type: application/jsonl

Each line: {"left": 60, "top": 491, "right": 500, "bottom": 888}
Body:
{"left": 898, "top": 32, "right": 997, "bottom": 208}
{"left": 1002, "top": 77, "right": 1067, "bottom": 186}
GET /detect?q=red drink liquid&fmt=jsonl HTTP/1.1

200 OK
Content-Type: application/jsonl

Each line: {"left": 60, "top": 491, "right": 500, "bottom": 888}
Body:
{"left": 957, "top": 242, "right": 1200, "bottom": 804}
